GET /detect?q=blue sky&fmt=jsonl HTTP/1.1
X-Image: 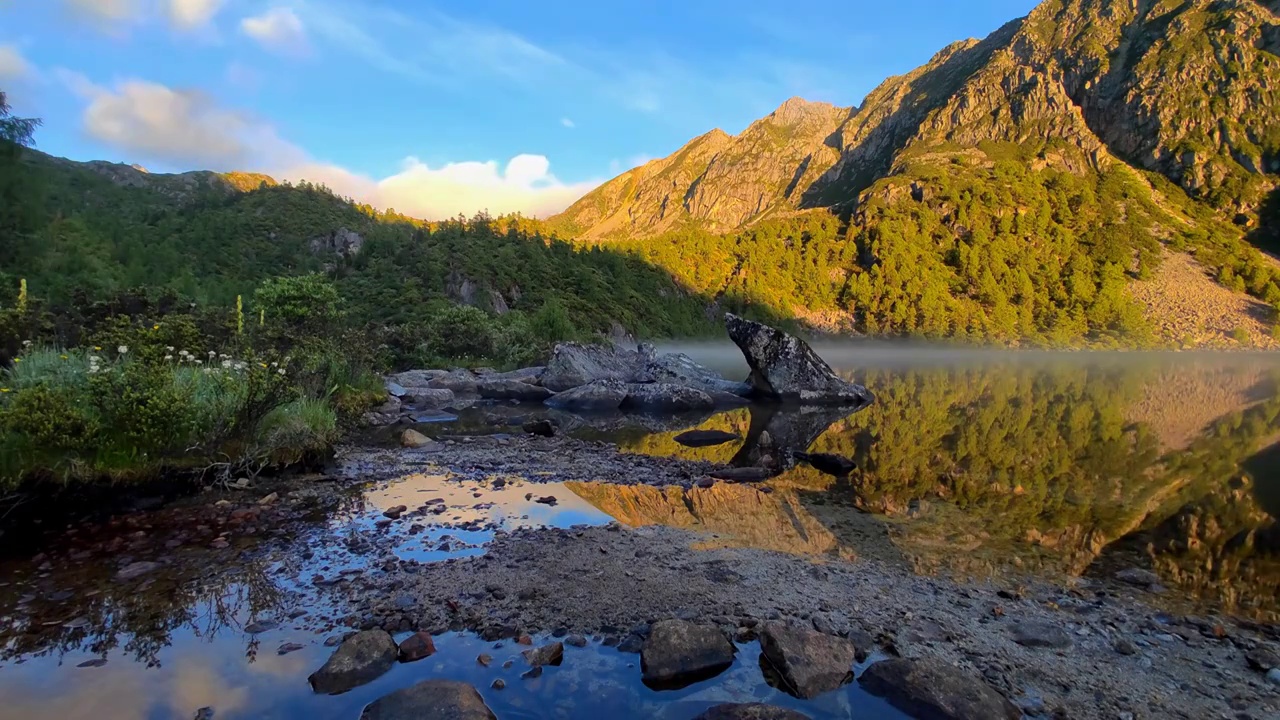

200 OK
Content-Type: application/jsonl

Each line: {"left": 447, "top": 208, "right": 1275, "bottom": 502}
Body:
{"left": 0, "top": 0, "right": 1039, "bottom": 218}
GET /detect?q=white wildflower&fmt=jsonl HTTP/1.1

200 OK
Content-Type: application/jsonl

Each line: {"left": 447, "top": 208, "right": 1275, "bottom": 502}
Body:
{"left": 195, "top": 359, "right": 203, "bottom": 365}
{"left": 270, "top": 362, "right": 278, "bottom": 368}
{"left": 117, "top": 345, "right": 128, "bottom": 354}
{"left": 208, "top": 350, "right": 216, "bottom": 357}
{"left": 164, "top": 355, "right": 174, "bottom": 361}
{"left": 165, "top": 346, "right": 174, "bottom": 352}
{"left": 221, "top": 360, "right": 232, "bottom": 369}
{"left": 21, "top": 340, "right": 32, "bottom": 347}
{"left": 277, "top": 368, "right": 286, "bottom": 375}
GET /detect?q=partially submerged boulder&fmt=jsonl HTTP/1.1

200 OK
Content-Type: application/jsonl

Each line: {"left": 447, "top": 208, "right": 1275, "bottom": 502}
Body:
{"left": 309, "top": 629, "right": 398, "bottom": 695}
{"left": 758, "top": 622, "right": 856, "bottom": 699}
{"left": 545, "top": 379, "right": 629, "bottom": 411}
{"left": 675, "top": 429, "right": 741, "bottom": 448}
{"left": 724, "top": 313, "right": 873, "bottom": 406}
{"left": 858, "top": 658, "right": 1020, "bottom": 720}
{"left": 360, "top": 679, "right": 496, "bottom": 720}
{"left": 640, "top": 619, "right": 736, "bottom": 689}
{"left": 541, "top": 342, "right": 654, "bottom": 392}
{"left": 622, "top": 383, "right": 716, "bottom": 412}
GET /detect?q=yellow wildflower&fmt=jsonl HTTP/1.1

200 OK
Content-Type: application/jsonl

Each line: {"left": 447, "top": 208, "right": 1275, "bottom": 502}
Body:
{"left": 152, "top": 324, "right": 160, "bottom": 330}
{"left": 94, "top": 346, "right": 102, "bottom": 351}
{"left": 260, "top": 362, "right": 268, "bottom": 368}
{"left": 60, "top": 354, "right": 68, "bottom": 360}
{"left": 0, "top": 388, "right": 10, "bottom": 393}
{"left": 13, "top": 358, "right": 20, "bottom": 363}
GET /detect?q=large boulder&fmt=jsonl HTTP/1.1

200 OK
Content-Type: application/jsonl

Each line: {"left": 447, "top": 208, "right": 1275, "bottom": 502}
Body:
{"left": 692, "top": 704, "right": 810, "bottom": 720}
{"left": 640, "top": 619, "right": 736, "bottom": 688}
{"left": 483, "top": 366, "right": 545, "bottom": 384}
{"left": 724, "top": 314, "right": 873, "bottom": 406}
{"left": 405, "top": 388, "right": 455, "bottom": 409}
{"left": 427, "top": 369, "right": 480, "bottom": 395}
{"left": 477, "top": 379, "right": 555, "bottom": 402}
{"left": 758, "top": 622, "right": 857, "bottom": 698}
{"left": 360, "top": 680, "right": 496, "bottom": 720}
{"left": 309, "top": 629, "right": 398, "bottom": 694}
{"left": 541, "top": 342, "right": 654, "bottom": 392}
{"left": 545, "top": 379, "right": 629, "bottom": 411}
{"left": 647, "top": 352, "right": 753, "bottom": 397}
{"left": 858, "top": 658, "right": 1020, "bottom": 720}
{"left": 622, "top": 383, "right": 716, "bottom": 412}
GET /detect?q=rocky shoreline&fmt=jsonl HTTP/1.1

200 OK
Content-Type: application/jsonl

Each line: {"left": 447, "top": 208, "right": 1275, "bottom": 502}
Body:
{"left": 303, "top": 439, "right": 1280, "bottom": 720}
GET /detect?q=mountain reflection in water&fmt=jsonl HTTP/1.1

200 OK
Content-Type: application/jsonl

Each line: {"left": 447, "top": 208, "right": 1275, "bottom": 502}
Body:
{"left": 586, "top": 348, "right": 1280, "bottom": 621}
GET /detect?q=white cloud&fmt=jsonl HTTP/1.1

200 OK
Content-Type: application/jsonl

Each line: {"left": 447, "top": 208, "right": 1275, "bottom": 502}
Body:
{"left": 560, "top": 117, "right": 575, "bottom": 129}
{"left": 240, "top": 7, "right": 309, "bottom": 56}
{"left": 0, "top": 44, "right": 33, "bottom": 81}
{"left": 167, "top": 0, "right": 225, "bottom": 30}
{"left": 58, "top": 73, "right": 598, "bottom": 219}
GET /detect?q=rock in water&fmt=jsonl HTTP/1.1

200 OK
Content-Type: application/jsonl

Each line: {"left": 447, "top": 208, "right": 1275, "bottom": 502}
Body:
{"left": 758, "top": 622, "right": 856, "bottom": 699}
{"left": 476, "top": 379, "right": 554, "bottom": 402}
{"left": 640, "top": 619, "right": 736, "bottom": 689}
{"left": 622, "top": 383, "right": 716, "bottom": 412}
{"left": 859, "top": 658, "right": 1020, "bottom": 720}
{"left": 792, "top": 452, "right": 856, "bottom": 477}
{"left": 692, "top": 704, "right": 811, "bottom": 720}
{"left": 544, "top": 379, "right": 629, "bottom": 411}
{"left": 675, "top": 429, "right": 741, "bottom": 447}
{"left": 522, "top": 419, "right": 557, "bottom": 437}
{"left": 522, "top": 641, "right": 564, "bottom": 667}
{"left": 724, "top": 313, "right": 873, "bottom": 405}
{"left": 647, "top": 352, "right": 753, "bottom": 397}
{"left": 397, "top": 631, "right": 437, "bottom": 662}
{"left": 309, "top": 629, "right": 398, "bottom": 694}
{"left": 540, "top": 343, "right": 653, "bottom": 392}
{"left": 360, "top": 680, "right": 496, "bottom": 720}
{"left": 116, "top": 561, "right": 162, "bottom": 580}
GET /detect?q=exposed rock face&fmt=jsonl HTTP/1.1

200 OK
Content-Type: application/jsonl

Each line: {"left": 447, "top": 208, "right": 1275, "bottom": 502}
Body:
{"left": 648, "top": 353, "right": 753, "bottom": 397}
{"left": 541, "top": 343, "right": 654, "bottom": 392}
{"left": 544, "top": 379, "right": 629, "bottom": 411}
{"left": 724, "top": 314, "right": 873, "bottom": 406}
{"left": 622, "top": 383, "right": 716, "bottom": 412}
{"left": 477, "top": 379, "right": 554, "bottom": 402}
{"left": 308, "top": 629, "right": 398, "bottom": 694}
{"left": 859, "top": 658, "right": 1020, "bottom": 720}
{"left": 692, "top": 704, "right": 811, "bottom": 720}
{"left": 758, "top": 622, "right": 857, "bottom": 698}
{"left": 308, "top": 227, "right": 364, "bottom": 258}
{"left": 640, "top": 619, "right": 736, "bottom": 688}
{"left": 359, "top": 680, "right": 496, "bottom": 720}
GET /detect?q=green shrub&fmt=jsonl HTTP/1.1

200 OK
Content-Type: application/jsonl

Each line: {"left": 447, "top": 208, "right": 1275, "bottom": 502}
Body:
{"left": 256, "top": 397, "right": 338, "bottom": 465}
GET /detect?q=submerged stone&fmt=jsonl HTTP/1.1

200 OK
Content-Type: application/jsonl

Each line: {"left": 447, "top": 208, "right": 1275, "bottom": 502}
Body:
{"left": 308, "top": 629, "right": 398, "bottom": 695}
{"left": 640, "top": 619, "right": 736, "bottom": 689}
{"left": 360, "top": 679, "right": 496, "bottom": 720}
{"left": 859, "top": 657, "right": 1020, "bottom": 720}
{"left": 758, "top": 622, "right": 856, "bottom": 699}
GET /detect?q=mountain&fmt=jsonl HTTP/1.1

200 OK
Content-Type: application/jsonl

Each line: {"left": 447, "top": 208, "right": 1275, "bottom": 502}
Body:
{"left": 550, "top": 0, "right": 1280, "bottom": 347}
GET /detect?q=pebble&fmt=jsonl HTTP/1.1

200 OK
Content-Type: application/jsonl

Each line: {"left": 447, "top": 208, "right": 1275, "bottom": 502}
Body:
{"left": 1267, "top": 669, "right": 1280, "bottom": 687}
{"left": 491, "top": 679, "right": 506, "bottom": 690}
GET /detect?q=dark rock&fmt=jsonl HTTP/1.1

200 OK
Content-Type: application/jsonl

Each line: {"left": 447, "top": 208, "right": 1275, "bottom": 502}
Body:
{"left": 1115, "top": 568, "right": 1161, "bottom": 587}
{"left": 522, "top": 666, "right": 543, "bottom": 679}
{"left": 1011, "top": 621, "right": 1073, "bottom": 649}
{"left": 535, "top": 495, "right": 558, "bottom": 506}
{"left": 647, "top": 352, "right": 753, "bottom": 397}
{"left": 277, "top": 642, "right": 305, "bottom": 655}
{"left": 618, "top": 633, "right": 645, "bottom": 653}
{"left": 426, "top": 369, "right": 480, "bottom": 395}
{"left": 710, "top": 467, "right": 776, "bottom": 482}
{"left": 309, "top": 629, "right": 398, "bottom": 694}
{"left": 791, "top": 452, "right": 856, "bottom": 477}
{"left": 522, "top": 419, "right": 557, "bottom": 437}
{"left": 544, "top": 379, "right": 628, "bottom": 411}
{"left": 359, "top": 679, "right": 496, "bottom": 720}
{"left": 541, "top": 343, "right": 654, "bottom": 392}
{"left": 406, "top": 388, "right": 455, "bottom": 409}
{"left": 724, "top": 313, "right": 873, "bottom": 405}
{"left": 566, "top": 634, "right": 588, "bottom": 647}
{"left": 675, "top": 429, "right": 742, "bottom": 447}
{"left": 1114, "top": 638, "right": 1138, "bottom": 656}
{"left": 398, "top": 631, "right": 437, "bottom": 662}
{"left": 383, "top": 505, "right": 407, "bottom": 520}
{"left": 758, "top": 622, "right": 856, "bottom": 699}
{"left": 859, "top": 658, "right": 1020, "bottom": 720}
{"left": 692, "top": 704, "right": 811, "bottom": 720}
{"left": 77, "top": 658, "right": 108, "bottom": 668}
{"left": 522, "top": 641, "right": 564, "bottom": 667}
{"left": 491, "top": 679, "right": 505, "bottom": 690}
{"left": 477, "top": 379, "right": 554, "bottom": 402}
{"left": 622, "top": 383, "right": 716, "bottom": 412}
{"left": 193, "top": 708, "right": 215, "bottom": 720}
{"left": 484, "top": 367, "right": 545, "bottom": 384}
{"left": 1247, "top": 646, "right": 1280, "bottom": 672}
{"left": 641, "top": 619, "right": 736, "bottom": 688}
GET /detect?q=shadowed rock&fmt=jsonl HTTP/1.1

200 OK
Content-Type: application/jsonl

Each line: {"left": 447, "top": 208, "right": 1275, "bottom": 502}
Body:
{"left": 692, "top": 704, "right": 811, "bottom": 720}
{"left": 730, "top": 404, "right": 866, "bottom": 470}
{"left": 759, "top": 622, "right": 856, "bottom": 698}
{"left": 725, "top": 313, "right": 873, "bottom": 406}
{"left": 359, "top": 679, "right": 496, "bottom": 720}
{"left": 522, "top": 641, "right": 564, "bottom": 667}
{"left": 647, "top": 352, "right": 753, "bottom": 397}
{"left": 477, "top": 379, "right": 554, "bottom": 402}
{"left": 859, "top": 658, "right": 1020, "bottom": 720}
{"left": 675, "top": 429, "right": 741, "bottom": 448}
{"left": 623, "top": 383, "right": 716, "bottom": 412}
{"left": 641, "top": 619, "right": 736, "bottom": 689}
{"left": 309, "top": 629, "right": 398, "bottom": 694}
{"left": 545, "top": 379, "right": 629, "bottom": 411}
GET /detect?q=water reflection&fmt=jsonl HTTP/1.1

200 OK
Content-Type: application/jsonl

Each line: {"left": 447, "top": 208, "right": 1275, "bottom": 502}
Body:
{"left": 605, "top": 353, "right": 1280, "bottom": 620}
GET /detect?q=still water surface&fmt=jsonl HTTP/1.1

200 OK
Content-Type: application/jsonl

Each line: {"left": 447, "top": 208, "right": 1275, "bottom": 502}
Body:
{"left": 1, "top": 347, "right": 1277, "bottom": 718}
